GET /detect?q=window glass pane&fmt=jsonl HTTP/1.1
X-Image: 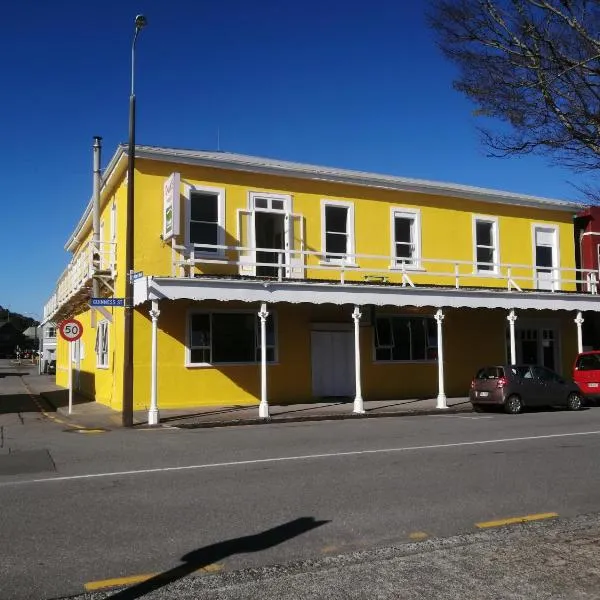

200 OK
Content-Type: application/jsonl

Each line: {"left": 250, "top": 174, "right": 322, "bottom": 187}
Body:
{"left": 375, "top": 318, "right": 393, "bottom": 347}
{"left": 476, "top": 221, "right": 493, "bottom": 247}
{"left": 536, "top": 246, "right": 553, "bottom": 268}
{"left": 190, "top": 223, "right": 218, "bottom": 248}
{"left": 254, "top": 198, "right": 268, "bottom": 209}
{"left": 476, "top": 247, "right": 494, "bottom": 269}
{"left": 326, "top": 232, "right": 347, "bottom": 255}
{"left": 375, "top": 347, "right": 392, "bottom": 361}
{"left": 410, "top": 318, "right": 426, "bottom": 360}
{"left": 190, "top": 348, "right": 210, "bottom": 363}
{"left": 190, "top": 192, "right": 218, "bottom": 223}
{"left": 190, "top": 314, "right": 210, "bottom": 348}
{"left": 394, "top": 217, "right": 412, "bottom": 244}
{"left": 395, "top": 243, "right": 413, "bottom": 260}
{"left": 325, "top": 206, "right": 348, "bottom": 234}
{"left": 212, "top": 314, "right": 255, "bottom": 363}
{"left": 271, "top": 199, "right": 284, "bottom": 210}
{"left": 391, "top": 319, "right": 411, "bottom": 360}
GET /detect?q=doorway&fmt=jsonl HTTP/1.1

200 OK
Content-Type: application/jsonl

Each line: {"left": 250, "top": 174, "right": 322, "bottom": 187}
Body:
{"left": 534, "top": 226, "right": 558, "bottom": 290}
{"left": 255, "top": 211, "right": 285, "bottom": 277}
{"left": 515, "top": 326, "right": 558, "bottom": 370}
{"left": 311, "top": 330, "right": 355, "bottom": 397}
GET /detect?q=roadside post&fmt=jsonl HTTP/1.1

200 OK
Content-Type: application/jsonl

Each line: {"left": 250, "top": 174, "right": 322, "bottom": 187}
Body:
{"left": 58, "top": 319, "right": 84, "bottom": 415}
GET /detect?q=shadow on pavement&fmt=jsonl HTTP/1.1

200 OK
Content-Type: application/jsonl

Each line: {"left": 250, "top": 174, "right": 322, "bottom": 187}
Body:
{"left": 108, "top": 517, "right": 329, "bottom": 599}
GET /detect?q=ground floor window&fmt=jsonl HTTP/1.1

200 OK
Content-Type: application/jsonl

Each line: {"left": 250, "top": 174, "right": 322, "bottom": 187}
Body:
{"left": 188, "top": 311, "right": 276, "bottom": 365}
{"left": 374, "top": 315, "right": 437, "bottom": 361}
{"left": 95, "top": 321, "right": 109, "bottom": 368}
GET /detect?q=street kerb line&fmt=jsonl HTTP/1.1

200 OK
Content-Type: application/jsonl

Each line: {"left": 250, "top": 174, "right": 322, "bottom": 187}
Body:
{"left": 2, "top": 429, "right": 600, "bottom": 488}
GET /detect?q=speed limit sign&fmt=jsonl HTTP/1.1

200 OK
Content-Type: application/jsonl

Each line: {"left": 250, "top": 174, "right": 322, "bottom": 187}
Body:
{"left": 59, "top": 318, "right": 84, "bottom": 342}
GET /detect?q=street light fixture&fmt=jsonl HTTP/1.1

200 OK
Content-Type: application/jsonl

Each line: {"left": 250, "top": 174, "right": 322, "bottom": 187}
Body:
{"left": 123, "top": 14, "right": 147, "bottom": 427}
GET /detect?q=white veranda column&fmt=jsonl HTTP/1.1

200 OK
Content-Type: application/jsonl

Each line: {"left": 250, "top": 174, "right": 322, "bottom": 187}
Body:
{"left": 352, "top": 306, "right": 365, "bottom": 414}
{"left": 507, "top": 309, "right": 517, "bottom": 365}
{"left": 258, "top": 303, "right": 270, "bottom": 419}
{"left": 148, "top": 300, "right": 161, "bottom": 426}
{"left": 575, "top": 311, "right": 584, "bottom": 354}
{"left": 435, "top": 309, "right": 447, "bottom": 409}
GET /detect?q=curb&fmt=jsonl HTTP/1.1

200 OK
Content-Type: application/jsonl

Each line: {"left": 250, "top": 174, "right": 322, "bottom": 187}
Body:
{"left": 171, "top": 404, "right": 474, "bottom": 429}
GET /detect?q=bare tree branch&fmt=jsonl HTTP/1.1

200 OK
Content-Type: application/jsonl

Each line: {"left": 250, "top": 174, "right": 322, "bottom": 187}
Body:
{"left": 428, "top": 0, "right": 600, "bottom": 172}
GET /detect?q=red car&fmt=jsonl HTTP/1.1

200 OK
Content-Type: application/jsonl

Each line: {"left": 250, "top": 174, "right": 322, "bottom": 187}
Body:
{"left": 573, "top": 351, "right": 600, "bottom": 402}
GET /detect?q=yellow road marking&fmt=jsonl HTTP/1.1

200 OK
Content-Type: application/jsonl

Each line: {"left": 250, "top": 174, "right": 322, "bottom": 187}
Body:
{"left": 408, "top": 531, "right": 429, "bottom": 540}
{"left": 84, "top": 564, "right": 223, "bottom": 591}
{"left": 85, "top": 574, "right": 156, "bottom": 591}
{"left": 21, "top": 380, "right": 86, "bottom": 430}
{"left": 476, "top": 512, "right": 558, "bottom": 529}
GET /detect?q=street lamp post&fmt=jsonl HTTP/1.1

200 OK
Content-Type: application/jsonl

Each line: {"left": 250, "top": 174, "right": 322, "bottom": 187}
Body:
{"left": 123, "top": 14, "right": 147, "bottom": 427}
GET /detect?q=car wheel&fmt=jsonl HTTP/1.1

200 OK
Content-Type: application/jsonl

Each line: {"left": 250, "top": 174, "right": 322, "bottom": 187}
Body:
{"left": 504, "top": 395, "right": 522, "bottom": 414}
{"left": 567, "top": 392, "right": 582, "bottom": 411}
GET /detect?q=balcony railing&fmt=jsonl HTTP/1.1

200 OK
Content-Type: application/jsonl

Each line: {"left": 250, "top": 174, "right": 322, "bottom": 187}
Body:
{"left": 43, "top": 241, "right": 116, "bottom": 322}
{"left": 173, "top": 243, "right": 600, "bottom": 295}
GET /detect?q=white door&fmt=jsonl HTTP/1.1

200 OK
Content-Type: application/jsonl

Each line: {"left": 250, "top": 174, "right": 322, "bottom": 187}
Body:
{"left": 311, "top": 331, "right": 355, "bottom": 397}
{"left": 534, "top": 226, "right": 558, "bottom": 290}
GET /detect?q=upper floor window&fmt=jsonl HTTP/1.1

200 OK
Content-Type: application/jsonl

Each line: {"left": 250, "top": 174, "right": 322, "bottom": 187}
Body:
{"left": 95, "top": 321, "right": 109, "bottom": 368}
{"left": 187, "top": 311, "right": 276, "bottom": 365}
{"left": 391, "top": 209, "right": 421, "bottom": 269}
{"left": 321, "top": 200, "right": 355, "bottom": 264}
{"left": 473, "top": 216, "right": 499, "bottom": 274}
{"left": 46, "top": 327, "right": 56, "bottom": 339}
{"left": 187, "top": 186, "right": 225, "bottom": 255}
{"left": 374, "top": 316, "right": 437, "bottom": 362}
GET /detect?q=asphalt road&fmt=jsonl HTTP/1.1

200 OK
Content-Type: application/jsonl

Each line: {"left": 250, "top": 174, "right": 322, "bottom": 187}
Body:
{"left": 1, "top": 369, "right": 600, "bottom": 599}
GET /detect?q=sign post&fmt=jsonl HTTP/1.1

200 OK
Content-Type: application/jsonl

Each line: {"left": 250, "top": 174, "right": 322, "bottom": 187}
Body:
{"left": 59, "top": 319, "right": 84, "bottom": 415}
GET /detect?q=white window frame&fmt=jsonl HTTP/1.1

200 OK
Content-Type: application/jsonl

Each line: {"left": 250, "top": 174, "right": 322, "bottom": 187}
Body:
{"left": 248, "top": 191, "right": 292, "bottom": 213}
{"left": 320, "top": 199, "right": 356, "bottom": 266}
{"left": 95, "top": 320, "right": 109, "bottom": 369}
{"left": 531, "top": 223, "right": 561, "bottom": 290}
{"left": 389, "top": 207, "right": 422, "bottom": 270}
{"left": 184, "top": 184, "right": 226, "bottom": 257}
{"left": 46, "top": 326, "right": 56, "bottom": 339}
{"left": 185, "top": 309, "right": 278, "bottom": 367}
{"left": 472, "top": 215, "right": 500, "bottom": 275}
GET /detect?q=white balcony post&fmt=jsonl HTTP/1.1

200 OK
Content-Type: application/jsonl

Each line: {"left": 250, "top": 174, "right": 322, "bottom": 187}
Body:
{"left": 435, "top": 309, "right": 447, "bottom": 409}
{"left": 575, "top": 311, "right": 584, "bottom": 354}
{"left": 352, "top": 305, "right": 365, "bottom": 414}
{"left": 507, "top": 309, "right": 517, "bottom": 365}
{"left": 258, "top": 303, "right": 270, "bottom": 419}
{"left": 148, "top": 300, "right": 160, "bottom": 426}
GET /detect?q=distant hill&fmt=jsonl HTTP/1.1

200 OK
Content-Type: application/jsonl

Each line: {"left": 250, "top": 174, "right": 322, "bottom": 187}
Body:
{"left": 0, "top": 306, "right": 39, "bottom": 332}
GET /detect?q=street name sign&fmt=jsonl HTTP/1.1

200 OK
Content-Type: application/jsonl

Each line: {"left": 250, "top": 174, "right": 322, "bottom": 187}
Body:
{"left": 90, "top": 298, "right": 125, "bottom": 307}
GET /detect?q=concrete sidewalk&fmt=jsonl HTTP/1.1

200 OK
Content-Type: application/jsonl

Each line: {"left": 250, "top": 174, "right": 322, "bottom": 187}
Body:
{"left": 22, "top": 373, "right": 473, "bottom": 430}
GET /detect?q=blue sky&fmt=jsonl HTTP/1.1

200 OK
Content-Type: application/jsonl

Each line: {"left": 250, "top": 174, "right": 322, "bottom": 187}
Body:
{"left": 0, "top": 1, "right": 594, "bottom": 318}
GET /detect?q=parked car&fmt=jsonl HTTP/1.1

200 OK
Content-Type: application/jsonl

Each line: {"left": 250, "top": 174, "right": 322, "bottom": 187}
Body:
{"left": 469, "top": 365, "right": 582, "bottom": 414}
{"left": 573, "top": 351, "right": 600, "bottom": 403}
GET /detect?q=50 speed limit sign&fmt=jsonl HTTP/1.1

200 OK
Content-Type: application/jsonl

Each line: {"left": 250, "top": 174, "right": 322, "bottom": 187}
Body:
{"left": 59, "top": 318, "right": 84, "bottom": 342}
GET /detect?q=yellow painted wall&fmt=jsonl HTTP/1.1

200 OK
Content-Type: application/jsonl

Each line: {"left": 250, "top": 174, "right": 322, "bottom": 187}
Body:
{"left": 132, "top": 160, "right": 577, "bottom": 291}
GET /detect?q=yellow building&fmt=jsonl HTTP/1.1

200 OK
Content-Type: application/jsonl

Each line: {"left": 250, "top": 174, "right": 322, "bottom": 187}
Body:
{"left": 43, "top": 144, "right": 600, "bottom": 423}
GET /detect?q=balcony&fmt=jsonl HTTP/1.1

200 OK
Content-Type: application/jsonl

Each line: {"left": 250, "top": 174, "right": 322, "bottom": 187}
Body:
{"left": 43, "top": 241, "right": 116, "bottom": 323}
{"left": 171, "top": 243, "right": 600, "bottom": 295}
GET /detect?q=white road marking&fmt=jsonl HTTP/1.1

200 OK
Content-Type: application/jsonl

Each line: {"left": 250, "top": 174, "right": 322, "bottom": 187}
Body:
{"left": 1, "top": 429, "right": 600, "bottom": 488}
{"left": 437, "top": 415, "right": 494, "bottom": 420}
